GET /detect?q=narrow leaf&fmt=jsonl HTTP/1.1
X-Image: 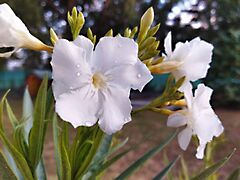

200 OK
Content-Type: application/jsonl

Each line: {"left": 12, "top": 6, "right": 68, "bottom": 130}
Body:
{"left": 53, "top": 113, "right": 61, "bottom": 179}
{"left": 3, "top": 148, "right": 23, "bottom": 180}
{"left": 5, "top": 99, "right": 19, "bottom": 128}
{"left": 115, "top": 131, "right": 177, "bottom": 180}
{"left": 22, "top": 87, "right": 34, "bottom": 143}
{"left": 59, "top": 132, "right": 71, "bottom": 180}
{"left": 29, "top": 76, "right": 48, "bottom": 171}
{"left": 0, "top": 129, "right": 33, "bottom": 179}
{"left": 153, "top": 156, "right": 180, "bottom": 180}
{"left": 0, "top": 151, "right": 17, "bottom": 180}
{"left": 0, "top": 90, "right": 10, "bottom": 130}
{"left": 191, "top": 149, "right": 236, "bottom": 180}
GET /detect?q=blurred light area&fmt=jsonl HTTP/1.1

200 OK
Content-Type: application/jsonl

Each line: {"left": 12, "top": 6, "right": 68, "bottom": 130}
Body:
{"left": 166, "top": 0, "right": 209, "bottom": 28}
{"left": 6, "top": 60, "right": 24, "bottom": 71}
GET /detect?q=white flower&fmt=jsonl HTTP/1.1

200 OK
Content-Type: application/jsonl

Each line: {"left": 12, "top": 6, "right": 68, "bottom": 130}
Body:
{"left": 167, "top": 83, "right": 224, "bottom": 159}
{"left": 51, "top": 35, "right": 153, "bottom": 134}
{"left": 163, "top": 32, "right": 213, "bottom": 91}
{"left": 0, "top": 3, "right": 51, "bottom": 57}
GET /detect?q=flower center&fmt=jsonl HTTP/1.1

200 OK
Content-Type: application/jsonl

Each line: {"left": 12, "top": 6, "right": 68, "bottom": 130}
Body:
{"left": 92, "top": 73, "right": 106, "bottom": 89}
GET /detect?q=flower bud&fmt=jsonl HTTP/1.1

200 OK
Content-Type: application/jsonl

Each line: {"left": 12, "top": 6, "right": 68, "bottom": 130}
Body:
{"left": 150, "top": 60, "right": 183, "bottom": 74}
{"left": 137, "top": 7, "right": 154, "bottom": 43}
{"left": 0, "top": 3, "right": 52, "bottom": 57}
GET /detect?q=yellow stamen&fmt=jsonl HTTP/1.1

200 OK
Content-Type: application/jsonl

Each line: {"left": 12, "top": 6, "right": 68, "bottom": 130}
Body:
{"left": 92, "top": 73, "right": 106, "bottom": 89}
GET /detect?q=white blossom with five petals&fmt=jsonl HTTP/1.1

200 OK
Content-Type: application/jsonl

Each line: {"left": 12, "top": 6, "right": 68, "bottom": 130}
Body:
{"left": 0, "top": 3, "right": 51, "bottom": 57}
{"left": 167, "top": 83, "right": 224, "bottom": 159}
{"left": 51, "top": 35, "right": 153, "bottom": 134}
{"left": 163, "top": 32, "right": 214, "bottom": 91}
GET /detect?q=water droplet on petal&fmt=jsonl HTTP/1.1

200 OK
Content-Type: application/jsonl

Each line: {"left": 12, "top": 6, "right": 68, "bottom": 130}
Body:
{"left": 76, "top": 64, "right": 80, "bottom": 68}
{"left": 77, "top": 72, "right": 81, "bottom": 76}
{"left": 137, "top": 74, "right": 141, "bottom": 78}
{"left": 70, "top": 86, "right": 74, "bottom": 90}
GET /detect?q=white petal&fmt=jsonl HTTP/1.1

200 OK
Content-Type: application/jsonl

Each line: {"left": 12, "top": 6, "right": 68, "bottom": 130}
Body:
{"left": 182, "top": 82, "right": 194, "bottom": 109}
{"left": 105, "top": 59, "right": 153, "bottom": 92}
{"left": 178, "top": 127, "right": 192, "bottom": 150}
{"left": 193, "top": 84, "right": 213, "bottom": 109}
{"left": 93, "top": 36, "right": 138, "bottom": 72}
{"left": 177, "top": 38, "right": 213, "bottom": 81}
{"left": 164, "top": 32, "right": 172, "bottom": 57}
{"left": 73, "top": 35, "right": 94, "bottom": 60}
{"left": 51, "top": 39, "right": 92, "bottom": 98}
{"left": 193, "top": 108, "right": 224, "bottom": 144}
{"left": 192, "top": 84, "right": 224, "bottom": 143}
{"left": 196, "top": 143, "right": 206, "bottom": 159}
{"left": 55, "top": 85, "right": 99, "bottom": 128}
{"left": 167, "top": 112, "right": 187, "bottom": 127}
{"left": 98, "top": 87, "right": 132, "bottom": 135}
{"left": 0, "top": 4, "right": 40, "bottom": 57}
{"left": 193, "top": 110, "right": 223, "bottom": 159}
{"left": 178, "top": 81, "right": 192, "bottom": 93}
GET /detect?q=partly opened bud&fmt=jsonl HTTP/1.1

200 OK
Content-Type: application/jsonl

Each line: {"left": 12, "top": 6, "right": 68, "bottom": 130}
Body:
{"left": 149, "top": 60, "right": 183, "bottom": 74}
{"left": 0, "top": 3, "right": 52, "bottom": 57}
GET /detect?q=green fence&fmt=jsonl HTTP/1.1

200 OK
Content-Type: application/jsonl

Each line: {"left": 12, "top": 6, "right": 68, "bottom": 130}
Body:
{"left": 0, "top": 70, "right": 26, "bottom": 89}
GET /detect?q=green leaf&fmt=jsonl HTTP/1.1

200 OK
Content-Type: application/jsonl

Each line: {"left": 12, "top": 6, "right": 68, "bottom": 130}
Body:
{"left": 227, "top": 168, "right": 240, "bottom": 180}
{"left": 0, "top": 129, "right": 33, "bottom": 179}
{"left": 84, "top": 137, "right": 129, "bottom": 179}
{"left": 115, "top": 131, "right": 177, "bottom": 180}
{"left": 3, "top": 148, "right": 23, "bottom": 179}
{"left": 82, "top": 135, "right": 113, "bottom": 179}
{"left": 88, "top": 146, "right": 132, "bottom": 179}
{"left": 0, "top": 90, "right": 10, "bottom": 130}
{"left": 22, "top": 87, "right": 34, "bottom": 143}
{"left": 74, "top": 127, "right": 104, "bottom": 179}
{"left": 13, "top": 125, "right": 28, "bottom": 158}
{"left": 59, "top": 132, "right": 71, "bottom": 180}
{"left": 191, "top": 149, "right": 236, "bottom": 180}
{"left": 153, "top": 156, "right": 180, "bottom": 180}
{"left": 0, "top": 151, "right": 17, "bottom": 180}
{"left": 29, "top": 76, "right": 48, "bottom": 172}
{"left": 53, "top": 113, "right": 61, "bottom": 179}
{"left": 5, "top": 99, "right": 19, "bottom": 129}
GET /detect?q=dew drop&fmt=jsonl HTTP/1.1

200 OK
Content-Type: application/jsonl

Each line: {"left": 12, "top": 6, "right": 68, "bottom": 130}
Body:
{"left": 76, "top": 64, "right": 80, "bottom": 68}
{"left": 70, "top": 86, "right": 74, "bottom": 90}
{"left": 137, "top": 74, "right": 141, "bottom": 78}
{"left": 77, "top": 72, "right": 81, "bottom": 76}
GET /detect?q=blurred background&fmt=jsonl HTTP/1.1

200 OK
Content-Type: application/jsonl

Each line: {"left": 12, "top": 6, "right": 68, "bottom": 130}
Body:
{"left": 0, "top": 0, "right": 239, "bottom": 179}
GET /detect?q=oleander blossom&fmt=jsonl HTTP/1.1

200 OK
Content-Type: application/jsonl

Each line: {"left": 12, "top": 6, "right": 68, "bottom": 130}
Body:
{"left": 167, "top": 84, "right": 224, "bottom": 159}
{"left": 51, "top": 35, "right": 153, "bottom": 134}
{"left": 0, "top": 3, "right": 50, "bottom": 57}
{"left": 163, "top": 32, "right": 213, "bottom": 92}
